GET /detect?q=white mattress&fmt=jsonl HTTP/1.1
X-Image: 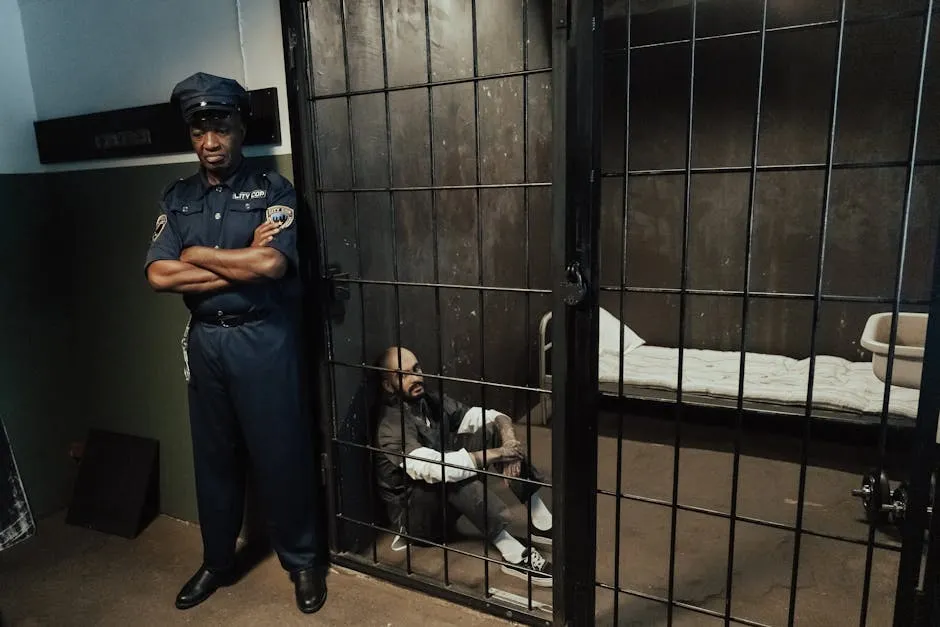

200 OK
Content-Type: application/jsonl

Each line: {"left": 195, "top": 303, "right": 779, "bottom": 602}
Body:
{"left": 598, "top": 345, "right": 921, "bottom": 419}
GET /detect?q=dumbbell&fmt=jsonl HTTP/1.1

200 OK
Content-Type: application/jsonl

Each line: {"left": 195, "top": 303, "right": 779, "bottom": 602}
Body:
{"left": 852, "top": 469, "right": 936, "bottom": 526}
{"left": 852, "top": 469, "right": 892, "bottom": 525}
{"left": 880, "top": 475, "right": 936, "bottom": 526}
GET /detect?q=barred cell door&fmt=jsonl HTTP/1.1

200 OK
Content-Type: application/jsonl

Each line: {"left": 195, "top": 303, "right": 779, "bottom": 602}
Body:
{"left": 587, "top": 0, "right": 940, "bottom": 625}
{"left": 277, "top": 0, "right": 598, "bottom": 625}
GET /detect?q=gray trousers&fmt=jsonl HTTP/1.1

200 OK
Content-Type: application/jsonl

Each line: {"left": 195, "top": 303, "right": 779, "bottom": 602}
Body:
{"left": 403, "top": 424, "right": 548, "bottom": 543}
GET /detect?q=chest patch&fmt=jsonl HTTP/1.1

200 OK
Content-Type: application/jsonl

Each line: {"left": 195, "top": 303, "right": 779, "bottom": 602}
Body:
{"left": 265, "top": 205, "right": 295, "bottom": 230}
{"left": 232, "top": 190, "right": 267, "bottom": 200}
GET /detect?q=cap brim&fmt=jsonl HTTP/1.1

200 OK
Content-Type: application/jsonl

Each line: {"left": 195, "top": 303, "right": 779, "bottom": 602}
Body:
{"left": 184, "top": 105, "right": 240, "bottom": 122}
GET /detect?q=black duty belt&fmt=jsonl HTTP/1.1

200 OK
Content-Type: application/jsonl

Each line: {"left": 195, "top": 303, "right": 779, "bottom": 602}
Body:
{"left": 193, "top": 310, "right": 266, "bottom": 328}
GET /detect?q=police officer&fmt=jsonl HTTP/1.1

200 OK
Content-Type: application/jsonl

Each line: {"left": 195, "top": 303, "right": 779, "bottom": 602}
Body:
{"left": 144, "top": 72, "right": 326, "bottom": 614}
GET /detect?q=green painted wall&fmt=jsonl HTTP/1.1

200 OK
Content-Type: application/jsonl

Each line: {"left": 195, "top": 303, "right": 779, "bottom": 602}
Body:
{"left": 0, "top": 173, "right": 79, "bottom": 517}
{"left": 1, "top": 154, "right": 294, "bottom": 523}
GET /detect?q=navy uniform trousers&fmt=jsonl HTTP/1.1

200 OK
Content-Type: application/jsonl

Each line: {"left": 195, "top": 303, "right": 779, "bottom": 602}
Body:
{"left": 186, "top": 309, "right": 318, "bottom": 574}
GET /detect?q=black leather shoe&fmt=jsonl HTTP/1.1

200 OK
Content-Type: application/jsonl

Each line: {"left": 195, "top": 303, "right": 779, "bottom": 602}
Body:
{"left": 175, "top": 565, "right": 235, "bottom": 610}
{"left": 291, "top": 567, "right": 327, "bottom": 614}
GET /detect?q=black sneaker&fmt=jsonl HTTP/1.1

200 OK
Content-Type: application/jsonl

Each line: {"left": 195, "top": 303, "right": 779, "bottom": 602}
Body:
{"left": 501, "top": 548, "right": 553, "bottom": 587}
{"left": 528, "top": 520, "right": 552, "bottom": 547}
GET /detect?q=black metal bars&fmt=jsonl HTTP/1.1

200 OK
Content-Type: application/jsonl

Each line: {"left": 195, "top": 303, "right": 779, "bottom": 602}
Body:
{"left": 602, "top": 158, "right": 940, "bottom": 177}
{"left": 893, "top": 218, "right": 940, "bottom": 627}
{"left": 551, "top": 0, "right": 602, "bottom": 624}
{"left": 597, "top": 579, "right": 777, "bottom": 627}
{"left": 786, "top": 0, "right": 847, "bottom": 621}
{"left": 522, "top": 0, "right": 537, "bottom": 603}
{"left": 860, "top": 1, "right": 935, "bottom": 623}
{"left": 664, "top": 0, "right": 698, "bottom": 620}
{"left": 418, "top": 0, "right": 453, "bottom": 591}
{"left": 602, "top": 6, "right": 937, "bottom": 55}
{"left": 277, "top": 0, "right": 340, "bottom": 558}
{"left": 612, "top": 0, "right": 634, "bottom": 622}
{"left": 725, "top": 0, "right": 770, "bottom": 622}
{"left": 335, "top": 0, "right": 379, "bottom": 567}
{"left": 468, "top": 0, "right": 493, "bottom": 595}
{"left": 285, "top": 1, "right": 564, "bottom": 625}
{"left": 596, "top": 486, "right": 902, "bottom": 552}
{"left": 310, "top": 66, "right": 551, "bottom": 101}
{"left": 893, "top": 5, "right": 940, "bottom": 618}
{"left": 594, "top": 0, "right": 937, "bottom": 625}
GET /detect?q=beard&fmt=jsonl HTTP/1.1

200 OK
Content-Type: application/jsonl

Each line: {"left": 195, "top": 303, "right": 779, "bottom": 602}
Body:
{"left": 398, "top": 382, "right": 424, "bottom": 402}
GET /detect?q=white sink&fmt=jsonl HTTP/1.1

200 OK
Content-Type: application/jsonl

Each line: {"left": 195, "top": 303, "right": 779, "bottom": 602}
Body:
{"left": 860, "top": 312, "right": 927, "bottom": 390}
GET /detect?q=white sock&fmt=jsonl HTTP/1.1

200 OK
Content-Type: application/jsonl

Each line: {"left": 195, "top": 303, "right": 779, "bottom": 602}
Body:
{"left": 493, "top": 529, "right": 525, "bottom": 564}
{"left": 530, "top": 492, "right": 552, "bottom": 531}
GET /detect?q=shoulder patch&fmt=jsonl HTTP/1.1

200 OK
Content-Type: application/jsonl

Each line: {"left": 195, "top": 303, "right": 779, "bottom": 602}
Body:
{"left": 265, "top": 205, "right": 294, "bottom": 230}
{"left": 152, "top": 214, "right": 168, "bottom": 242}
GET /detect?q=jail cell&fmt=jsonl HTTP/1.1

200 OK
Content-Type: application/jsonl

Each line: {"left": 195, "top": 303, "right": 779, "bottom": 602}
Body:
{"left": 583, "top": 0, "right": 940, "bottom": 625}
{"left": 295, "top": 0, "right": 558, "bottom": 624}
{"left": 280, "top": 0, "right": 940, "bottom": 625}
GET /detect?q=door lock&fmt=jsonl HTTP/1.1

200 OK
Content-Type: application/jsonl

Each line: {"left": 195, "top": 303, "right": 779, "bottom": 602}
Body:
{"left": 562, "top": 262, "right": 588, "bottom": 306}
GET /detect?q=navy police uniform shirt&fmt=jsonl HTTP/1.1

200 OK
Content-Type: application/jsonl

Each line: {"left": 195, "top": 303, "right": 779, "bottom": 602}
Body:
{"left": 145, "top": 159, "right": 300, "bottom": 317}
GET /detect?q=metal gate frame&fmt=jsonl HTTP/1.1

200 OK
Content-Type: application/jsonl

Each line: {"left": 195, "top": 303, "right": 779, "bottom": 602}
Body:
{"left": 276, "top": 0, "right": 940, "bottom": 625}
{"left": 550, "top": 0, "right": 603, "bottom": 624}
{"left": 896, "top": 215, "right": 940, "bottom": 626}
{"left": 585, "top": 1, "right": 940, "bottom": 626}
{"left": 276, "top": 0, "right": 601, "bottom": 625}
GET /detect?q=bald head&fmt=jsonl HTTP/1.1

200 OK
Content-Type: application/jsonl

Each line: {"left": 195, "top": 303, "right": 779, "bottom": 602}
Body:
{"left": 379, "top": 346, "right": 425, "bottom": 401}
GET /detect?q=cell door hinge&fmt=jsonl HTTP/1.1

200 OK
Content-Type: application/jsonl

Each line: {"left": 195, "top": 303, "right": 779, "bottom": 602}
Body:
{"left": 287, "top": 28, "right": 298, "bottom": 70}
{"left": 325, "top": 263, "right": 350, "bottom": 323}
{"left": 554, "top": 0, "right": 569, "bottom": 28}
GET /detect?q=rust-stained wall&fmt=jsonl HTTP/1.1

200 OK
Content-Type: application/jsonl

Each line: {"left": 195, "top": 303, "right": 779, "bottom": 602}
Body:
{"left": 600, "top": 0, "right": 940, "bottom": 361}
{"left": 310, "top": 0, "right": 553, "bottom": 414}
{"left": 308, "top": 0, "right": 940, "bottom": 418}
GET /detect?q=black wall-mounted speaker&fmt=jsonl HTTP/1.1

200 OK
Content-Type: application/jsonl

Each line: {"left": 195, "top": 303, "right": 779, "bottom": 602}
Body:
{"left": 34, "top": 87, "right": 280, "bottom": 164}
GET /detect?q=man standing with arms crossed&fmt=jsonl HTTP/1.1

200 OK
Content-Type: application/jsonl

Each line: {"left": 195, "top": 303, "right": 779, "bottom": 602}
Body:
{"left": 144, "top": 72, "right": 325, "bottom": 614}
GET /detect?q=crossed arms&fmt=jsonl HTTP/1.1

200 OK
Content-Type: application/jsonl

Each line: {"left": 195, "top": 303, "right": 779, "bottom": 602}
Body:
{"left": 380, "top": 405, "right": 527, "bottom": 485}
{"left": 147, "top": 222, "right": 284, "bottom": 294}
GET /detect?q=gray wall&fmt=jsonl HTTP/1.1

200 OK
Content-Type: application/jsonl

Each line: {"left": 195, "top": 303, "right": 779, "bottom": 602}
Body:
{"left": 311, "top": 0, "right": 554, "bottom": 418}
{"left": 65, "top": 155, "right": 294, "bottom": 522}
{"left": 599, "top": 3, "right": 940, "bottom": 360}
{"left": 2, "top": 156, "right": 294, "bottom": 523}
{"left": 0, "top": 174, "right": 78, "bottom": 517}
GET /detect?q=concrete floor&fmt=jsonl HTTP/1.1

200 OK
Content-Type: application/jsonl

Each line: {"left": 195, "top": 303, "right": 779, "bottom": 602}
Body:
{"left": 0, "top": 512, "right": 510, "bottom": 627}
{"left": 589, "top": 415, "right": 902, "bottom": 627}
{"left": 344, "top": 418, "right": 904, "bottom": 626}
{"left": 0, "top": 416, "right": 905, "bottom": 626}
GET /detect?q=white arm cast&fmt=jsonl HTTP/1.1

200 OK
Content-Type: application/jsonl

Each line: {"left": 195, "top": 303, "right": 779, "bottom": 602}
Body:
{"left": 400, "top": 446, "right": 478, "bottom": 483}
{"left": 457, "top": 407, "right": 506, "bottom": 434}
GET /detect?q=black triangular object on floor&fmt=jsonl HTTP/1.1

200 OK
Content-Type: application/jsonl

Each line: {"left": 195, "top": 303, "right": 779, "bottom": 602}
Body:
{"left": 65, "top": 429, "right": 159, "bottom": 539}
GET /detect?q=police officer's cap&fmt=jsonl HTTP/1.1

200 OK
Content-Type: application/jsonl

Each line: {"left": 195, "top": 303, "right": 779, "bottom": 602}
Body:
{"left": 171, "top": 72, "right": 248, "bottom": 123}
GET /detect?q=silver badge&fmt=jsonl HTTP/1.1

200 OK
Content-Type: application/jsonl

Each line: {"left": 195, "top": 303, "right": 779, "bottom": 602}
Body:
{"left": 265, "top": 205, "right": 294, "bottom": 230}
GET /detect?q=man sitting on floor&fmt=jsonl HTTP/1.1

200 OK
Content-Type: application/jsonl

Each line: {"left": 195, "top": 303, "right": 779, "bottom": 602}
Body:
{"left": 372, "top": 346, "right": 553, "bottom": 587}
